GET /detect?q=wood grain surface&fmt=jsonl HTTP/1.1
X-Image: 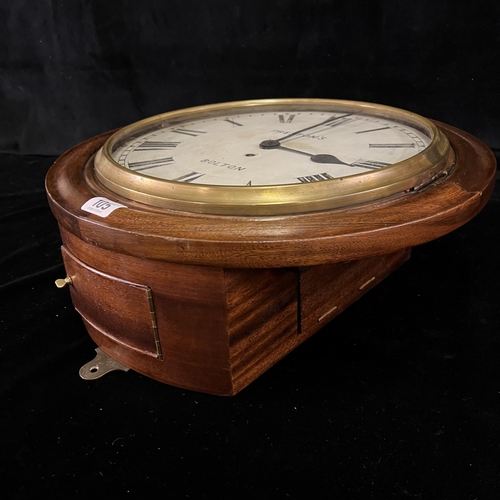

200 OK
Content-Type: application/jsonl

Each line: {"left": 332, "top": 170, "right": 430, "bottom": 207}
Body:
{"left": 45, "top": 120, "right": 496, "bottom": 394}
{"left": 46, "top": 122, "right": 495, "bottom": 268}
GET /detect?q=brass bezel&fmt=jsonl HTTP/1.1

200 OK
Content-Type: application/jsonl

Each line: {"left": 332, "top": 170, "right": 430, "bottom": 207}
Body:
{"left": 94, "top": 98, "right": 450, "bottom": 215}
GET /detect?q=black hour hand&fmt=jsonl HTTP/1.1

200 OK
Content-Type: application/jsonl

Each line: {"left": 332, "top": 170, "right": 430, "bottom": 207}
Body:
{"left": 260, "top": 140, "right": 349, "bottom": 165}
{"left": 310, "top": 154, "right": 348, "bottom": 165}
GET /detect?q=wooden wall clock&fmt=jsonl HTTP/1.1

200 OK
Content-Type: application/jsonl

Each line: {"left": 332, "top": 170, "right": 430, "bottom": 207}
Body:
{"left": 45, "top": 99, "right": 496, "bottom": 395}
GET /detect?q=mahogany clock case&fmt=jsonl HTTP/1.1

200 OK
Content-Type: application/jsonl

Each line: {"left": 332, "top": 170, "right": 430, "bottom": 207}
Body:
{"left": 45, "top": 115, "right": 495, "bottom": 395}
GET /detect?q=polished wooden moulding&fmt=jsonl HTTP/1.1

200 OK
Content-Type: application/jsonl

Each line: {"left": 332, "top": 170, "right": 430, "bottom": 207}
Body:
{"left": 46, "top": 120, "right": 495, "bottom": 395}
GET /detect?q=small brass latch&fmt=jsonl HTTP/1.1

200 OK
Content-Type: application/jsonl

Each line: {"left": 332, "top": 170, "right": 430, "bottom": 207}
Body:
{"left": 55, "top": 276, "right": 72, "bottom": 288}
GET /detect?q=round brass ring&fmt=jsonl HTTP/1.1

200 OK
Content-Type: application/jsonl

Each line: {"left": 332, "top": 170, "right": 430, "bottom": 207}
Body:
{"left": 94, "top": 99, "right": 450, "bottom": 215}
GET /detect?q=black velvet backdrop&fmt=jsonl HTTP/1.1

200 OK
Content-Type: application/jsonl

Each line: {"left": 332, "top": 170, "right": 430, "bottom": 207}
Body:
{"left": 2, "top": 1, "right": 500, "bottom": 498}
{"left": 2, "top": 0, "right": 500, "bottom": 155}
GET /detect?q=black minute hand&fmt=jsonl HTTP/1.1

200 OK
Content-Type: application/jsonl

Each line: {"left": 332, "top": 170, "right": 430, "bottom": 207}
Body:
{"left": 276, "top": 113, "right": 352, "bottom": 142}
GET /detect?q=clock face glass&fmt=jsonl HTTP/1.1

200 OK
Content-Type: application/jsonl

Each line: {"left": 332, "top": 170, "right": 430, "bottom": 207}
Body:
{"left": 109, "top": 109, "right": 432, "bottom": 187}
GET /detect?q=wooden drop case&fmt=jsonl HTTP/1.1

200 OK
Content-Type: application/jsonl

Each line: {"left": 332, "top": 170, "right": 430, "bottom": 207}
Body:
{"left": 46, "top": 122, "right": 495, "bottom": 395}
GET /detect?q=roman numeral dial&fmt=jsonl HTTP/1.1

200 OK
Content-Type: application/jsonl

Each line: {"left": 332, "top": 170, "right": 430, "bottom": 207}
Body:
{"left": 279, "top": 114, "right": 295, "bottom": 123}
{"left": 172, "top": 129, "right": 206, "bottom": 137}
{"left": 369, "top": 143, "right": 416, "bottom": 149}
{"left": 351, "top": 159, "right": 390, "bottom": 170}
{"left": 172, "top": 171, "right": 205, "bottom": 183}
{"left": 135, "top": 141, "right": 180, "bottom": 150}
{"left": 110, "top": 108, "right": 432, "bottom": 187}
{"left": 297, "top": 172, "right": 334, "bottom": 183}
{"left": 128, "top": 157, "right": 174, "bottom": 172}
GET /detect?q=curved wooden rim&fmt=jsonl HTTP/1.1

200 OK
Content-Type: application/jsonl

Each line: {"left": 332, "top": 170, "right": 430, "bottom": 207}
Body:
{"left": 46, "top": 121, "right": 496, "bottom": 267}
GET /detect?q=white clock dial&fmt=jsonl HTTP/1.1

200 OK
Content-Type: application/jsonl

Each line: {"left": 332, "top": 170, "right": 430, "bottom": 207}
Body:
{"left": 96, "top": 100, "right": 449, "bottom": 215}
{"left": 110, "top": 110, "right": 432, "bottom": 187}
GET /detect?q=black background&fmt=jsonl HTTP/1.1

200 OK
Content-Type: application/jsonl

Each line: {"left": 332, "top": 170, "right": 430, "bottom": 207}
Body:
{"left": 2, "top": 1, "right": 500, "bottom": 498}
{"left": 2, "top": 0, "right": 500, "bottom": 155}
